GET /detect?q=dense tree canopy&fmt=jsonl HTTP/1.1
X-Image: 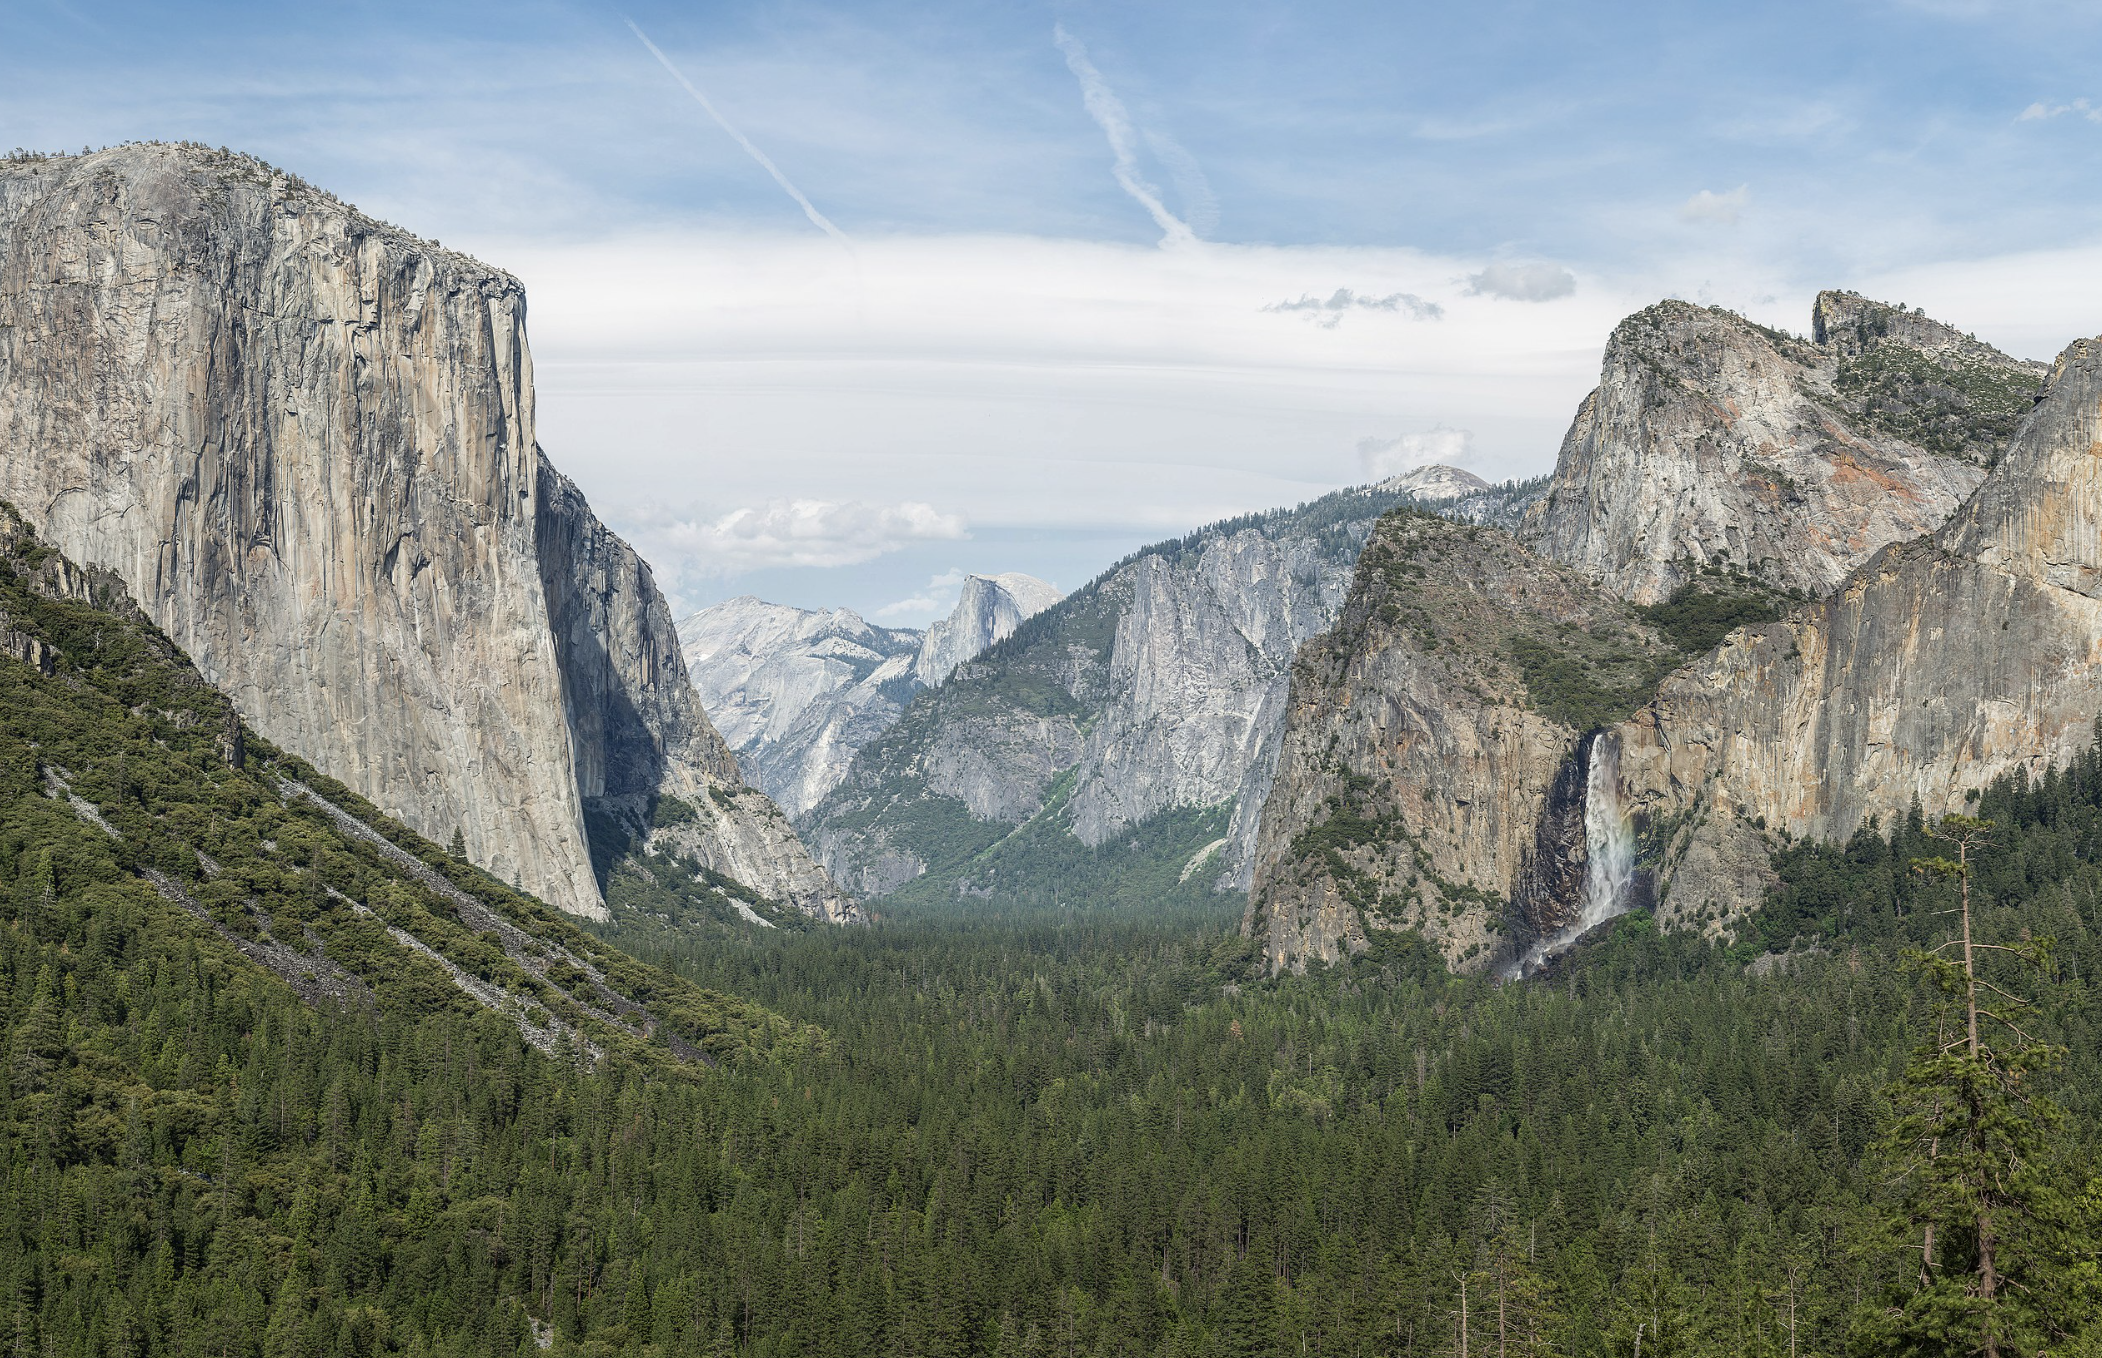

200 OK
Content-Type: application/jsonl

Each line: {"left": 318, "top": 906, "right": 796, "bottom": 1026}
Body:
{"left": 4, "top": 513, "right": 2102, "bottom": 1356}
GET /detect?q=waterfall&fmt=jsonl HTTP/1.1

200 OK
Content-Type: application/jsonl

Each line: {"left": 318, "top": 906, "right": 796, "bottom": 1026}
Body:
{"left": 1513, "top": 731, "right": 1633, "bottom": 976}
{"left": 1576, "top": 732, "right": 1634, "bottom": 932}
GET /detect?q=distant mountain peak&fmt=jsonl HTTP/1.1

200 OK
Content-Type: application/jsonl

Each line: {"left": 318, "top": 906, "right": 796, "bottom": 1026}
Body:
{"left": 914, "top": 573, "right": 1063, "bottom": 687}
{"left": 1373, "top": 464, "right": 1494, "bottom": 501}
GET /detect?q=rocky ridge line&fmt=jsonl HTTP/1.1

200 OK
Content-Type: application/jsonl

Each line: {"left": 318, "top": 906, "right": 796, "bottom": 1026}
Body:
{"left": 1519, "top": 294, "right": 2040, "bottom": 605}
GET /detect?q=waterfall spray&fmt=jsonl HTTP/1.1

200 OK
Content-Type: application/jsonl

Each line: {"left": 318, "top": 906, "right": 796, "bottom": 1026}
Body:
{"left": 1515, "top": 731, "right": 1634, "bottom": 976}
{"left": 1577, "top": 732, "right": 1634, "bottom": 931}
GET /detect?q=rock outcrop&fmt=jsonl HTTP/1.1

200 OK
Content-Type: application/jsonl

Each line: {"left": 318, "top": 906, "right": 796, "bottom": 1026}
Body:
{"left": 679, "top": 597, "right": 923, "bottom": 816}
{"left": 1375, "top": 465, "right": 1490, "bottom": 501}
{"left": 805, "top": 478, "right": 1548, "bottom": 903}
{"left": 912, "top": 572, "right": 1063, "bottom": 687}
{"left": 678, "top": 573, "right": 1059, "bottom": 819}
{"left": 1520, "top": 295, "right": 2039, "bottom": 604}
{"left": 1243, "top": 509, "right": 1673, "bottom": 972}
{"left": 1615, "top": 330, "right": 2102, "bottom": 925}
{"left": 0, "top": 143, "right": 849, "bottom": 922}
{"left": 1247, "top": 296, "right": 2091, "bottom": 977}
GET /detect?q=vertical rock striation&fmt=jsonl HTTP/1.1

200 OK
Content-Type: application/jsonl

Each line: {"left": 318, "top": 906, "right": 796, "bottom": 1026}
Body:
{"left": 1520, "top": 296, "right": 2037, "bottom": 604}
{"left": 1616, "top": 331, "right": 2102, "bottom": 925}
{"left": 1243, "top": 510, "right": 1671, "bottom": 972}
{"left": 913, "top": 573, "right": 1063, "bottom": 687}
{"left": 0, "top": 143, "right": 849, "bottom": 922}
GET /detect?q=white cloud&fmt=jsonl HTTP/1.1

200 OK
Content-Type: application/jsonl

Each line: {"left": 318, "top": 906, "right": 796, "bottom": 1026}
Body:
{"left": 1264, "top": 287, "right": 1443, "bottom": 327}
{"left": 633, "top": 499, "right": 967, "bottom": 575}
{"left": 1358, "top": 426, "right": 1474, "bottom": 480}
{"left": 873, "top": 568, "right": 968, "bottom": 621}
{"left": 1679, "top": 185, "right": 1751, "bottom": 226}
{"left": 1464, "top": 261, "right": 1577, "bottom": 302}
{"left": 2017, "top": 98, "right": 2102, "bottom": 123}
{"left": 496, "top": 230, "right": 1662, "bottom": 603}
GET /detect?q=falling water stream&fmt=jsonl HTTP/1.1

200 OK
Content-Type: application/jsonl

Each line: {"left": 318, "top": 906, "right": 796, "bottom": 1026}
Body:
{"left": 1513, "top": 731, "right": 1634, "bottom": 976}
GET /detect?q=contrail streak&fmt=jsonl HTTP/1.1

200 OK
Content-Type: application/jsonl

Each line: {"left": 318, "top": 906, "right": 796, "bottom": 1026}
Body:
{"left": 1052, "top": 25, "right": 1197, "bottom": 249}
{"left": 625, "top": 18, "right": 852, "bottom": 248}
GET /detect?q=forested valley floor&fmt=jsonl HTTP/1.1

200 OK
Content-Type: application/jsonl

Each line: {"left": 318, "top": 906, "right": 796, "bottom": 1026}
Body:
{"left": 10, "top": 715, "right": 2102, "bottom": 1354}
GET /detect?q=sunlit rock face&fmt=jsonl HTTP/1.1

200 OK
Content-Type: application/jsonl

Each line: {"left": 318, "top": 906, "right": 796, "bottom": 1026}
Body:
{"left": 1246, "top": 294, "right": 2076, "bottom": 972}
{"left": 0, "top": 143, "right": 850, "bottom": 922}
{"left": 680, "top": 597, "right": 925, "bottom": 818}
{"left": 913, "top": 574, "right": 1063, "bottom": 688}
{"left": 1618, "top": 332, "right": 2102, "bottom": 923}
{"left": 1243, "top": 511, "right": 1670, "bottom": 974}
{"left": 1520, "top": 294, "right": 2038, "bottom": 605}
{"left": 803, "top": 480, "right": 1546, "bottom": 904}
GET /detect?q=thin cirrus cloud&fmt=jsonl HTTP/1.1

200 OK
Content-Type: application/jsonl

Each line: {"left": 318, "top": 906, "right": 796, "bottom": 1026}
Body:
{"left": 1052, "top": 24, "right": 1200, "bottom": 248}
{"left": 630, "top": 499, "right": 968, "bottom": 576}
{"left": 623, "top": 17, "right": 854, "bottom": 248}
{"left": 2018, "top": 98, "right": 2102, "bottom": 122}
{"left": 1264, "top": 288, "right": 1444, "bottom": 327}
{"left": 1357, "top": 426, "right": 1474, "bottom": 480}
{"left": 1464, "top": 262, "right": 1577, "bottom": 302}
{"left": 1680, "top": 185, "right": 1751, "bottom": 226}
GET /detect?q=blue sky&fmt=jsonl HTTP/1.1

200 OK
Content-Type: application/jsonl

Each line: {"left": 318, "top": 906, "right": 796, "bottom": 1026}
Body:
{"left": 8, "top": 0, "right": 2102, "bottom": 621}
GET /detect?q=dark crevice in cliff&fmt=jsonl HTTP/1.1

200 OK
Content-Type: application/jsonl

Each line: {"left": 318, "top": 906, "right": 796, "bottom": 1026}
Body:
{"left": 1494, "top": 737, "right": 1592, "bottom": 975}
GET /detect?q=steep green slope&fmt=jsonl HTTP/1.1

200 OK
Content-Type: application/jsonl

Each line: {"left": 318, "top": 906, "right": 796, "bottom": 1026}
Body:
{"left": 0, "top": 505, "right": 826, "bottom": 1354}
{"left": 0, "top": 503, "right": 797, "bottom": 1071}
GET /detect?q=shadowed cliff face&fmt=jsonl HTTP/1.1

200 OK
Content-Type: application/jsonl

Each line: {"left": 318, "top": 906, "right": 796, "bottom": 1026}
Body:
{"left": 1618, "top": 332, "right": 2102, "bottom": 926}
{"left": 1243, "top": 510, "right": 1671, "bottom": 974}
{"left": 536, "top": 461, "right": 859, "bottom": 923}
{"left": 1520, "top": 296, "right": 2038, "bottom": 605}
{"left": 0, "top": 144, "right": 851, "bottom": 923}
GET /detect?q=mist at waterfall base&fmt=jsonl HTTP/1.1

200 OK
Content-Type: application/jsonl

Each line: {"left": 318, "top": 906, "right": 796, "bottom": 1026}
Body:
{"left": 1509, "top": 732, "right": 1636, "bottom": 979}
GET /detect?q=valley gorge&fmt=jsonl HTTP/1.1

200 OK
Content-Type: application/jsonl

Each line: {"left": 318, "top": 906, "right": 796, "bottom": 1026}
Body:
{"left": 798, "top": 476, "right": 1544, "bottom": 905}
{"left": 8, "top": 133, "right": 2102, "bottom": 1358}
{"left": 679, "top": 571, "right": 1063, "bottom": 817}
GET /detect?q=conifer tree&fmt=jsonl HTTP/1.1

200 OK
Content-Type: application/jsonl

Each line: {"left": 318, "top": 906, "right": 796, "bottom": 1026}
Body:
{"left": 1857, "top": 816, "right": 2093, "bottom": 1355}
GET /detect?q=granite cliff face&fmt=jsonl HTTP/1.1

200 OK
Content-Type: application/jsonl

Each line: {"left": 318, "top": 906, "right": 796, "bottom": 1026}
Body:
{"left": 1243, "top": 510, "right": 1672, "bottom": 972}
{"left": 913, "top": 573, "right": 1063, "bottom": 687}
{"left": 1615, "top": 330, "right": 2102, "bottom": 926}
{"left": 678, "top": 572, "right": 1059, "bottom": 819}
{"left": 679, "top": 597, "right": 924, "bottom": 816}
{"left": 1249, "top": 295, "right": 2088, "bottom": 976}
{"left": 805, "top": 479, "right": 1545, "bottom": 904}
{"left": 1520, "top": 295, "right": 2038, "bottom": 604}
{"left": 0, "top": 143, "right": 848, "bottom": 923}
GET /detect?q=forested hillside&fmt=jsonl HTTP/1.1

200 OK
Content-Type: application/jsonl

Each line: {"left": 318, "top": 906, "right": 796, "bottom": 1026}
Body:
{"left": 11, "top": 495, "right": 2102, "bottom": 1358}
